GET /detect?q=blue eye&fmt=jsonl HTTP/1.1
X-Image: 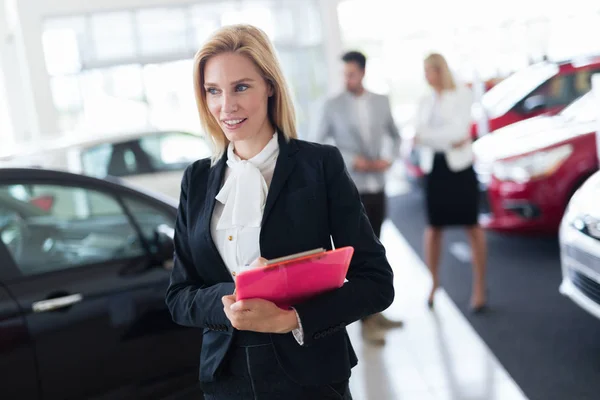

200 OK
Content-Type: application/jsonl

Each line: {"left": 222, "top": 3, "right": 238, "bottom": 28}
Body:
{"left": 206, "top": 87, "right": 219, "bottom": 95}
{"left": 236, "top": 84, "right": 249, "bottom": 92}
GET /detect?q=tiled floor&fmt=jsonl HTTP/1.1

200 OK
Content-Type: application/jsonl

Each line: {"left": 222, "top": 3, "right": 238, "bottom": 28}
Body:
{"left": 346, "top": 221, "right": 529, "bottom": 400}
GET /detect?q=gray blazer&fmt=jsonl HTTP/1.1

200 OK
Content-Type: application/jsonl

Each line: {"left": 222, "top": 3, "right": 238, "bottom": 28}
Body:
{"left": 314, "top": 91, "right": 401, "bottom": 193}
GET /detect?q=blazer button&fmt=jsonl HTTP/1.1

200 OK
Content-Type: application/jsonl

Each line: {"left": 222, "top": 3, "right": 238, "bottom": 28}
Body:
{"left": 232, "top": 271, "right": 236, "bottom": 277}
{"left": 228, "top": 235, "right": 233, "bottom": 241}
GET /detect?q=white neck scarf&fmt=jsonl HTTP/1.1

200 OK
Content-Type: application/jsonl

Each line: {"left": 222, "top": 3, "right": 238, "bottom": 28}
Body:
{"left": 215, "top": 133, "right": 279, "bottom": 230}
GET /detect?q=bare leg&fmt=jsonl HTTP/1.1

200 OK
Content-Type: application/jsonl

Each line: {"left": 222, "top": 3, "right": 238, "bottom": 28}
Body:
{"left": 424, "top": 226, "right": 443, "bottom": 305}
{"left": 466, "top": 224, "right": 487, "bottom": 307}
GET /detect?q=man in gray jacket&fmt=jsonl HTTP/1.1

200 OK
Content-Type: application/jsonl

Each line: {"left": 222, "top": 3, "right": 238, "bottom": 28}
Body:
{"left": 314, "top": 51, "right": 403, "bottom": 345}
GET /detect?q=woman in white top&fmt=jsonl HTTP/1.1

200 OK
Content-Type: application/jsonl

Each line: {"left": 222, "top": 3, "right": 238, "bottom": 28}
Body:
{"left": 414, "top": 53, "right": 487, "bottom": 313}
{"left": 165, "top": 25, "right": 394, "bottom": 399}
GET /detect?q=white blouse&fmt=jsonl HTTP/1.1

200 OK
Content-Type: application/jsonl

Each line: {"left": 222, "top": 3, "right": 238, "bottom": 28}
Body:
{"left": 415, "top": 85, "right": 474, "bottom": 173}
{"left": 210, "top": 133, "right": 305, "bottom": 344}
{"left": 211, "top": 133, "right": 278, "bottom": 276}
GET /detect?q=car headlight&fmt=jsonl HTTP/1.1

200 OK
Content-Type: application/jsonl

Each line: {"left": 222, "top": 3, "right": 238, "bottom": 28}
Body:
{"left": 492, "top": 144, "right": 573, "bottom": 184}
{"left": 563, "top": 173, "right": 600, "bottom": 237}
{"left": 564, "top": 188, "right": 585, "bottom": 228}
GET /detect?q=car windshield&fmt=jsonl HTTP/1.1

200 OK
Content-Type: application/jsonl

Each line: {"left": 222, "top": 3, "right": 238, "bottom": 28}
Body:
{"left": 139, "top": 131, "right": 211, "bottom": 171}
{"left": 481, "top": 62, "right": 559, "bottom": 118}
{"left": 559, "top": 92, "right": 597, "bottom": 122}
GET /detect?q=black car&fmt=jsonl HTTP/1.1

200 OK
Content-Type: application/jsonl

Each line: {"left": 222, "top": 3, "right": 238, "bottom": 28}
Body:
{"left": 0, "top": 168, "right": 202, "bottom": 400}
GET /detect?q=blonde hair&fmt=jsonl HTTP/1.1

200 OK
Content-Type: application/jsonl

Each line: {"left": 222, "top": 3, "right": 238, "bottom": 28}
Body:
{"left": 424, "top": 53, "right": 456, "bottom": 91}
{"left": 193, "top": 24, "right": 297, "bottom": 163}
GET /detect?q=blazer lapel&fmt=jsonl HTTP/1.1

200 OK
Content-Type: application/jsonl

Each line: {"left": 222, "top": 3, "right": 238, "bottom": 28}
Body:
{"left": 201, "top": 152, "right": 233, "bottom": 281}
{"left": 261, "top": 132, "right": 298, "bottom": 227}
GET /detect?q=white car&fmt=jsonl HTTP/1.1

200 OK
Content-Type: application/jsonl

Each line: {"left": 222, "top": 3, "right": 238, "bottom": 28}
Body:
{"left": 0, "top": 130, "right": 212, "bottom": 200}
{"left": 559, "top": 170, "right": 600, "bottom": 319}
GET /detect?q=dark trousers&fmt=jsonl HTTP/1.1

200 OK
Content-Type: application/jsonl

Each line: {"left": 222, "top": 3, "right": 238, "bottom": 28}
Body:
{"left": 202, "top": 333, "right": 352, "bottom": 400}
{"left": 359, "top": 191, "right": 386, "bottom": 323}
{"left": 359, "top": 191, "right": 386, "bottom": 239}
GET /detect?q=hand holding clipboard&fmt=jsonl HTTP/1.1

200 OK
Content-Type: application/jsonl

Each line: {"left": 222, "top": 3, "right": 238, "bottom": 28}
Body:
{"left": 235, "top": 247, "right": 354, "bottom": 308}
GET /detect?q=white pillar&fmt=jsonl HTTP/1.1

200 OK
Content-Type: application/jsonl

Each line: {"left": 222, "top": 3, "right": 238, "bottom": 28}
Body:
{"left": 12, "top": 0, "right": 58, "bottom": 140}
{"left": 318, "top": 0, "right": 343, "bottom": 96}
{"left": 0, "top": 0, "right": 16, "bottom": 146}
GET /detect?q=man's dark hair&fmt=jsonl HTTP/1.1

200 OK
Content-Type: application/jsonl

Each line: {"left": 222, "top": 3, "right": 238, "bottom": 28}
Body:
{"left": 341, "top": 51, "right": 366, "bottom": 70}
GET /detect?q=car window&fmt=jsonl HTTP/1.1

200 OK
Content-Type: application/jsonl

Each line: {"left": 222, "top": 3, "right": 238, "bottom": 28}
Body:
{"left": 529, "top": 74, "right": 572, "bottom": 107}
{"left": 81, "top": 141, "right": 153, "bottom": 178}
{"left": 481, "top": 62, "right": 559, "bottom": 118}
{"left": 0, "top": 184, "right": 145, "bottom": 276}
{"left": 121, "top": 196, "right": 175, "bottom": 245}
{"left": 573, "top": 68, "right": 600, "bottom": 97}
{"left": 138, "top": 132, "right": 211, "bottom": 172}
{"left": 81, "top": 143, "right": 111, "bottom": 177}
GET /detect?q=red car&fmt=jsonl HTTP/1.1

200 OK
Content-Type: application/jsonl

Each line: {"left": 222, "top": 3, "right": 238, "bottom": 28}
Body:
{"left": 473, "top": 92, "right": 599, "bottom": 234}
{"left": 405, "top": 57, "right": 600, "bottom": 183}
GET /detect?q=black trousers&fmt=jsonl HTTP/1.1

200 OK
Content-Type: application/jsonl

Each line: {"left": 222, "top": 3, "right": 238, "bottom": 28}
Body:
{"left": 359, "top": 191, "right": 386, "bottom": 239}
{"left": 359, "top": 191, "right": 386, "bottom": 323}
{"left": 201, "top": 332, "right": 352, "bottom": 400}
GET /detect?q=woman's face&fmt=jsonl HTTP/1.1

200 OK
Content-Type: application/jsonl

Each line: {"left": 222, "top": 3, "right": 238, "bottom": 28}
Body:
{"left": 424, "top": 63, "right": 441, "bottom": 88}
{"left": 204, "top": 52, "right": 274, "bottom": 144}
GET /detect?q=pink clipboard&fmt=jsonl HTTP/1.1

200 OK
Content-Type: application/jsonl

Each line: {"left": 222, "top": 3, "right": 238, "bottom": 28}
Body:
{"left": 235, "top": 246, "right": 354, "bottom": 308}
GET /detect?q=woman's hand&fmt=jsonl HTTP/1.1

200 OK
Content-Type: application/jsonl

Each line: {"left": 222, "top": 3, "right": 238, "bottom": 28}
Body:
{"left": 222, "top": 295, "right": 299, "bottom": 334}
{"left": 353, "top": 156, "right": 371, "bottom": 172}
{"left": 452, "top": 137, "right": 471, "bottom": 149}
{"left": 371, "top": 159, "right": 392, "bottom": 172}
{"left": 223, "top": 256, "right": 299, "bottom": 334}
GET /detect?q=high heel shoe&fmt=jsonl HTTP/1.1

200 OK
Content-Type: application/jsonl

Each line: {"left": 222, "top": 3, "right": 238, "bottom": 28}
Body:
{"left": 470, "top": 288, "right": 489, "bottom": 314}
{"left": 427, "top": 286, "right": 439, "bottom": 310}
{"left": 470, "top": 303, "right": 488, "bottom": 314}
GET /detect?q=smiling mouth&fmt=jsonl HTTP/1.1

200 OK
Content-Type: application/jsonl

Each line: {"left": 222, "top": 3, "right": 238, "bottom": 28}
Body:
{"left": 222, "top": 118, "right": 247, "bottom": 128}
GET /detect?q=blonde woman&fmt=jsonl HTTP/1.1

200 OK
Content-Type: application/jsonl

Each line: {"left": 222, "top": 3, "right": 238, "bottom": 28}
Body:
{"left": 414, "top": 53, "right": 487, "bottom": 313}
{"left": 165, "top": 25, "right": 394, "bottom": 399}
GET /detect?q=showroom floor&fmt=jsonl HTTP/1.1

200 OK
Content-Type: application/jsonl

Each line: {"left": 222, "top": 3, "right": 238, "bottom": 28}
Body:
{"left": 345, "top": 221, "right": 528, "bottom": 400}
{"left": 388, "top": 182, "right": 600, "bottom": 400}
{"left": 349, "top": 165, "right": 600, "bottom": 400}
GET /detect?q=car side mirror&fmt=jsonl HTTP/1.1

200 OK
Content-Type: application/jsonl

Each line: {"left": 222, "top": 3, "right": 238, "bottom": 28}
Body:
{"left": 523, "top": 95, "right": 547, "bottom": 114}
{"left": 152, "top": 224, "right": 175, "bottom": 269}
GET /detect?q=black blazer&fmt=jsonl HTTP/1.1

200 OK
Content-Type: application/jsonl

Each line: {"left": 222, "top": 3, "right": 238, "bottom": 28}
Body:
{"left": 165, "top": 132, "right": 394, "bottom": 386}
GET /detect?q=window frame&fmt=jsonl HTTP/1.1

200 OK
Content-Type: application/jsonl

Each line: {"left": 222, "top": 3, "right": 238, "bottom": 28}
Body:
{"left": 0, "top": 176, "right": 176, "bottom": 283}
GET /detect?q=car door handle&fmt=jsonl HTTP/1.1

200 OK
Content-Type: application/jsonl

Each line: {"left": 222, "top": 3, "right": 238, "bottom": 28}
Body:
{"left": 32, "top": 294, "right": 83, "bottom": 313}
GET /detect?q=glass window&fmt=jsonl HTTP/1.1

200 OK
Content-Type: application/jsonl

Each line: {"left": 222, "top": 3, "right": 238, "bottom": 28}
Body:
{"left": 43, "top": 1, "right": 327, "bottom": 139}
{"left": 0, "top": 184, "right": 144, "bottom": 276}
{"left": 142, "top": 60, "right": 198, "bottom": 131}
{"left": 135, "top": 8, "right": 189, "bottom": 56}
{"left": 121, "top": 196, "right": 175, "bottom": 245}
{"left": 90, "top": 11, "right": 136, "bottom": 61}
{"left": 78, "top": 66, "right": 150, "bottom": 133}
{"left": 138, "top": 132, "right": 211, "bottom": 172}
{"left": 42, "top": 16, "right": 86, "bottom": 76}
{"left": 42, "top": 29, "right": 82, "bottom": 76}
{"left": 573, "top": 68, "right": 600, "bottom": 97}
{"left": 82, "top": 141, "right": 153, "bottom": 178}
{"left": 481, "top": 62, "right": 559, "bottom": 118}
{"left": 49, "top": 76, "right": 82, "bottom": 112}
{"left": 81, "top": 143, "right": 112, "bottom": 178}
{"left": 529, "top": 74, "right": 571, "bottom": 107}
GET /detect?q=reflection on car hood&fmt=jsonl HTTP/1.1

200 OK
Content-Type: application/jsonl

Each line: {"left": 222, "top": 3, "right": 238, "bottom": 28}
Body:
{"left": 473, "top": 115, "right": 597, "bottom": 161}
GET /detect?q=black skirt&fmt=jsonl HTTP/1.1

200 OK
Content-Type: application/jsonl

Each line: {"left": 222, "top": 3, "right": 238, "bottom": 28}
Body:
{"left": 424, "top": 153, "right": 479, "bottom": 227}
